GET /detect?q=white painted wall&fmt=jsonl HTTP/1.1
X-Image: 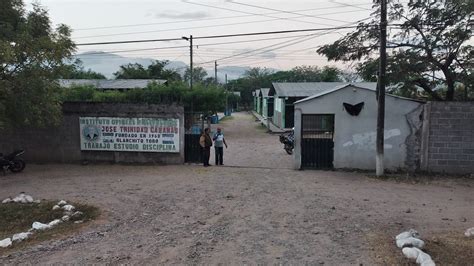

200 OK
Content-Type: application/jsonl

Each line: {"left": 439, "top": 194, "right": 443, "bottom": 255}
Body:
{"left": 294, "top": 86, "right": 423, "bottom": 170}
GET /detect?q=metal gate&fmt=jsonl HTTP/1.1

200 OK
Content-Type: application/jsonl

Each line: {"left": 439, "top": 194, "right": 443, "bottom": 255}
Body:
{"left": 184, "top": 112, "right": 210, "bottom": 163}
{"left": 301, "top": 114, "right": 334, "bottom": 169}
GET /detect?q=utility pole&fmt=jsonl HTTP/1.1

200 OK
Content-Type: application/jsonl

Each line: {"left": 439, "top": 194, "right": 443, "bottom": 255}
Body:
{"left": 214, "top": 61, "right": 218, "bottom": 84}
{"left": 376, "top": 0, "right": 387, "bottom": 177}
{"left": 225, "top": 74, "right": 228, "bottom": 115}
{"left": 182, "top": 35, "right": 193, "bottom": 90}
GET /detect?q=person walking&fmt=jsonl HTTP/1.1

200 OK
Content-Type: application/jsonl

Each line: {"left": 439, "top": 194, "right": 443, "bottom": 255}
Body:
{"left": 213, "top": 127, "right": 228, "bottom": 165}
{"left": 199, "top": 127, "right": 212, "bottom": 167}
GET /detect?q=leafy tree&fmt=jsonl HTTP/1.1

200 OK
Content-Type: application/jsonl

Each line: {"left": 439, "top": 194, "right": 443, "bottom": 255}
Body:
{"left": 114, "top": 60, "right": 182, "bottom": 81}
{"left": 147, "top": 60, "right": 181, "bottom": 82}
{"left": 0, "top": 0, "right": 75, "bottom": 128}
{"left": 317, "top": 0, "right": 474, "bottom": 101}
{"left": 228, "top": 65, "right": 344, "bottom": 108}
{"left": 62, "top": 59, "right": 106, "bottom": 79}
{"left": 113, "top": 63, "right": 149, "bottom": 79}
{"left": 184, "top": 66, "right": 208, "bottom": 83}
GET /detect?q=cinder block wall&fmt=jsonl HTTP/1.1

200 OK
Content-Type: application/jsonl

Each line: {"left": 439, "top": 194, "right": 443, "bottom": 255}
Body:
{"left": 0, "top": 102, "right": 185, "bottom": 164}
{"left": 423, "top": 102, "right": 474, "bottom": 174}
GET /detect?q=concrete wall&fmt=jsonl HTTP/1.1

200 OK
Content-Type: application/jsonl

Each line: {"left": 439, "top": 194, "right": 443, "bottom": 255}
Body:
{"left": 0, "top": 102, "right": 185, "bottom": 164}
{"left": 294, "top": 86, "right": 423, "bottom": 170}
{"left": 420, "top": 101, "right": 474, "bottom": 174}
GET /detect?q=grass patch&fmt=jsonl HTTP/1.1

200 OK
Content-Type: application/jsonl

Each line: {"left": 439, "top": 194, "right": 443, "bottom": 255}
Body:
{"left": 369, "top": 231, "right": 474, "bottom": 265}
{"left": 218, "top": 115, "right": 234, "bottom": 123}
{"left": 0, "top": 201, "right": 99, "bottom": 254}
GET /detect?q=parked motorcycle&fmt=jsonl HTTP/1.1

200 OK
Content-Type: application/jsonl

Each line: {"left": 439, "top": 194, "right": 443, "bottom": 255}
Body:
{"left": 0, "top": 150, "right": 26, "bottom": 174}
{"left": 279, "top": 131, "right": 294, "bottom": 155}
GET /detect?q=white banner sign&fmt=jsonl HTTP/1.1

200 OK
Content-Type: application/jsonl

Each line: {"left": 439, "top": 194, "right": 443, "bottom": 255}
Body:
{"left": 79, "top": 117, "right": 179, "bottom": 153}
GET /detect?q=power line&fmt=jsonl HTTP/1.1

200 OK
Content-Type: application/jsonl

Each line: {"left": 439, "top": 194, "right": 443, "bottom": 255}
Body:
{"left": 77, "top": 37, "right": 184, "bottom": 46}
{"left": 74, "top": 9, "right": 368, "bottom": 40}
{"left": 195, "top": 17, "right": 373, "bottom": 65}
{"left": 183, "top": 0, "right": 352, "bottom": 27}
{"left": 196, "top": 34, "right": 321, "bottom": 65}
{"left": 228, "top": 0, "right": 351, "bottom": 24}
{"left": 73, "top": 5, "right": 372, "bottom": 31}
{"left": 74, "top": 32, "right": 348, "bottom": 56}
{"left": 76, "top": 25, "right": 370, "bottom": 46}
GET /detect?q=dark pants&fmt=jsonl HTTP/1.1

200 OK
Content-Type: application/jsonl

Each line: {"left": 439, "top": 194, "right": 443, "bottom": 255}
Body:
{"left": 215, "top": 147, "right": 224, "bottom": 165}
{"left": 202, "top": 147, "right": 211, "bottom": 166}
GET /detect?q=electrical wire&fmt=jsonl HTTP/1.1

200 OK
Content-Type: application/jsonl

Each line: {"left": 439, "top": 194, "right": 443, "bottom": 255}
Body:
{"left": 76, "top": 25, "right": 371, "bottom": 46}
{"left": 73, "top": 9, "right": 369, "bottom": 40}
{"left": 182, "top": 0, "right": 352, "bottom": 27}
{"left": 228, "top": 0, "right": 351, "bottom": 24}
{"left": 74, "top": 5, "right": 371, "bottom": 31}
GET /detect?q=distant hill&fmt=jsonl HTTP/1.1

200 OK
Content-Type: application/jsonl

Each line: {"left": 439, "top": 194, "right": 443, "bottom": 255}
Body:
{"left": 74, "top": 51, "right": 278, "bottom": 81}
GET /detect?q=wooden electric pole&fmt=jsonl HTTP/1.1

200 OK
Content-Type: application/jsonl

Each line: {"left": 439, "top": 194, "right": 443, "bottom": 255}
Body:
{"left": 182, "top": 35, "right": 193, "bottom": 90}
{"left": 214, "top": 61, "right": 218, "bottom": 84}
{"left": 376, "top": 0, "right": 387, "bottom": 176}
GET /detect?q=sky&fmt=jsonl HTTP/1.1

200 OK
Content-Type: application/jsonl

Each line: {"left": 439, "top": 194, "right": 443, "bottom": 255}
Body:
{"left": 25, "top": 0, "right": 376, "bottom": 71}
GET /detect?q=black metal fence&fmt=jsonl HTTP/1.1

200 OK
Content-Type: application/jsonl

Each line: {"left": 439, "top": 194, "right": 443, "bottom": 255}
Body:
{"left": 184, "top": 112, "right": 210, "bottom": 163}
{"left": 301, "top": 114, "right": 335, "bottom": 169}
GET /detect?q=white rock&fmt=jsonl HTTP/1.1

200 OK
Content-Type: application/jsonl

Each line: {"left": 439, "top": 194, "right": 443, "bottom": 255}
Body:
{"left": 402, "top": 247, "right": 435, "bottom": 266}
{"left": 402, "top": 247, "right": 421, "bottom": 260}
{"left": 12, "top": 232, "right": 32, "bottom": 242}
{"left": 57, "top": 200, "right": 67, "bottom": 206}
{"left": 62, "top": 204, "right": 75, "bottom": 212}
{"left": 71, "top": 211, "right": 84, "bottom": 219}
{"left": 396, "top": 229, "right": 420, "bottom": 240}
{"left": 12, "top": 193, "right": 27, "bottom": 203}
{"left": 52, "top": 205, "right": 61, "bottom": 211}
{"left": 32, "top": 222, "right": 52, "bottom": 231}
{"left": 48, "top": 219, "right": 62, "bottom": 227}
{"left": 465, "top": 227, "right": 474, "bottom": 237}
{"left": 396, "top": 237, "right": 425, "bottom": 249}
{"left": 33, "top": 199, "right": 41, "bottom": 204}
{"left": 416, "top": 251, "right": 435, "bottom": 266}
{"left": 61, "top": 215, "right": 70, "bottom": 222}
{"left": 24, "top": 194, "right": 34, "bottom": 203}
{"left": 2, "top": 198, "right": 12, "bottom": 204}
{"left": 0, "top": 238, "right": 12, "bottom": 248}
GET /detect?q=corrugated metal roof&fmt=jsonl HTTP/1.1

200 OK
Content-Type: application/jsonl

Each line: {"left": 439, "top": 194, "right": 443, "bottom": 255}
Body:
{"left": 259, "top": 88, "right": 270, "bottom": 98}
{"left": 270, "top": 82, "right": 377, "bottom": 97}
{"left": 294, "top": 84, "right": 424, "bottom": 104}
{"left": 58, "top": 79, "right": 166, "bottom": 89}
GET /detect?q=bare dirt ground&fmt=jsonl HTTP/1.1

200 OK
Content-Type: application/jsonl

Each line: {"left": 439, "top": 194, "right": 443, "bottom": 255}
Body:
{"left": 0, "top": 112, "right": 473, "bottom": 264}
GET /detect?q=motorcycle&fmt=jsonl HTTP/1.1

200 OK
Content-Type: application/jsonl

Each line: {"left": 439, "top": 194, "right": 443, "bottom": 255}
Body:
{"left": 279, "top": 131, "right": 294, "bottom": 155}
{"left": 0, "top": 150, "right": 26, "bottom": 174}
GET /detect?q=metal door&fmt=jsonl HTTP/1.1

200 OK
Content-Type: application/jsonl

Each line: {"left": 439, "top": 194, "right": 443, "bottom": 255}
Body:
{"left": 301, "top": 114, "right": 334, "bottom": 169}
{"left": 184, "top": 112, "right": 209, "bottom": 163}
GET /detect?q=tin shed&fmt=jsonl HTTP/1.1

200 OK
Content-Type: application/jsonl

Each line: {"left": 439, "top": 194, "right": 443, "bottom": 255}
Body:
{"left": 269, "top": 82, "right": 377, "bottom": 130}
{"left": 293, "top": 84, "right": 424, "bottom": 170}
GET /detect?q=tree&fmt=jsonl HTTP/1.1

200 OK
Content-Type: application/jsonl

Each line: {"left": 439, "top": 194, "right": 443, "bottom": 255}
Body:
{"left": 184, "top": 66, "right": 208, "bottom": 83}
{"left": 147, "top": 60, "right": 181, "bottom": 82}
{"left": 113, "top": 60, "right": 182, "bottom": 81}
{"left": 62, "top": 59, "right": 106, "bottom": 79}
{"left": 0, "top": 0, "right": 75, "bottom": 128}
{"left": 317, "top": 0, "right": 474, "bottom": 101}
{"left": 113, "top": 63, "right": 149, "bottom": 79}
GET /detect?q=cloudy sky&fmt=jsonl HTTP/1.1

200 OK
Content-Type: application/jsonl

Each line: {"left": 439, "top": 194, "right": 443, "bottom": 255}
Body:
{"left": 25, "top": 0, "right": 376, "bottom": 70}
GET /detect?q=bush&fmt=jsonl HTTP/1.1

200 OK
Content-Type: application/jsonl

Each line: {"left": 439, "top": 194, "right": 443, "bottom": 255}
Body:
{"left": 60, "top": 81, "right": 232, "bottom": 114}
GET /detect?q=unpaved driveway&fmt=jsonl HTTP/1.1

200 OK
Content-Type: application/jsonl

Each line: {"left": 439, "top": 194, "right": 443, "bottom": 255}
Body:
{"left": 0, "top": 112, "right": 473, "bottom": 264}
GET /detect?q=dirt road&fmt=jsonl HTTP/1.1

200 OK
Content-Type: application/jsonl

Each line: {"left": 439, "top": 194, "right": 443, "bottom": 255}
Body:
{"left": 1, "top": 112, "right": 473, "bottom": 264}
